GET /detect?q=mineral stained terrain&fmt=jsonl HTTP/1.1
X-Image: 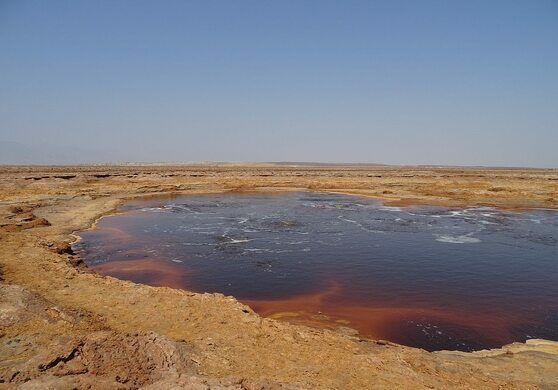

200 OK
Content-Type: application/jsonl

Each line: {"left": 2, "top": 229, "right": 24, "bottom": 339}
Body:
{"left": 0, "top": 164, "right": 557, "bottom": 389}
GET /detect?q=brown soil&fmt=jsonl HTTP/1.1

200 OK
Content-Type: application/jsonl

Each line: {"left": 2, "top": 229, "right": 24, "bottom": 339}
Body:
{"left": 0, "top": 164, "right": 557, "bottom": 389}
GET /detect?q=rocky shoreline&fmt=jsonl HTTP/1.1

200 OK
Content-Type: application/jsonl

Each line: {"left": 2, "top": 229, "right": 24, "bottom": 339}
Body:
{"left": 1, "top": 165, "right": 557, "bottom": 389}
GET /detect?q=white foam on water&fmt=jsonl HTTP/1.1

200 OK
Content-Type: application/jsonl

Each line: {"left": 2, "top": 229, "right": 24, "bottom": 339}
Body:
{"left": 407, "top": 211, "right": 442, "bottom": 218}
{"left": 229, "top": 238, "right": 251, "bottom": 244}
{"left": 171, "top": 258, "right": 183, "bottom": 263}
{"left": 338, "top": 215, "right": 385, "bottom": 234}
{"left": 244, "top": 248, "right": 289, "bottom": 254}
{"left": 221, "top": 234, "right": 252, "bottom": 244}
{"left": 338, "top": 216, "right": 357, "bottom": 223}
{"left": 244, "top": 248, "right": 267, "bottom": 252}
{"left": 141, "top": 207, "right": 166, "bottom": 212}
{"left": 434, "top": 234, "right": 482, "bottom": 244}
{"left": 378, "top": 206, "right": 403, "bottom": 212}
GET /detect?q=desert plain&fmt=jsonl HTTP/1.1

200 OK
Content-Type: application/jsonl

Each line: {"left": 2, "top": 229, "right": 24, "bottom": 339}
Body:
{"left": 0, "top": 164, "right": 557, "bottom": 389}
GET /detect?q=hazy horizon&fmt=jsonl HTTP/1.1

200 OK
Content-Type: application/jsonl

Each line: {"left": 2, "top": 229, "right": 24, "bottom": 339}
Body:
{"left": 1, "top": 1, "right": 557, "bottom": 168}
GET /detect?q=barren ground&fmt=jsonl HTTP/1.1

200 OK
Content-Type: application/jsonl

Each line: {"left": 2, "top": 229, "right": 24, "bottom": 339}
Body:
{"left": 0, "top": 164, "right": 557, "bottom": 389}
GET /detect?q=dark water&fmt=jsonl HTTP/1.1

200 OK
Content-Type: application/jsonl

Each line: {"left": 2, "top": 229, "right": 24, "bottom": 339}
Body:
{"left": 74, "top": 192, "right": 558, "bottom": 351}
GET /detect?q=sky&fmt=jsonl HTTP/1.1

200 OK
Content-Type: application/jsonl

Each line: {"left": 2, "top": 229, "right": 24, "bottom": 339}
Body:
{"left": 1, "top": 1, "right": 557, "bottom": 167}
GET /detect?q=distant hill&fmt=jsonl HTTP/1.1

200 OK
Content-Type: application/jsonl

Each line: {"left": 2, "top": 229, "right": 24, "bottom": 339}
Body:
{"left": 267, "top": 161, "right": 388, "bottom": 167}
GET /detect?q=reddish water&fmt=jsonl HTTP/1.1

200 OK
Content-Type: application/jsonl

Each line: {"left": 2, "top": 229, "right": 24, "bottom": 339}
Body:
{"left": 74, "top": 192, "right": 558, "bottom": 351}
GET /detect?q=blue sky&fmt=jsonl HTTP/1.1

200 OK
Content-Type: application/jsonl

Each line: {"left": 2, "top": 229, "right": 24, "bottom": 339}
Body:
{"left": 1, "top": 1, "right": 557, "bottom": 166}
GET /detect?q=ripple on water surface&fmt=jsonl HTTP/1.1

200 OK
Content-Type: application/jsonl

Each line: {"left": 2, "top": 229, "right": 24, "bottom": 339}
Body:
{"left": 74, "top": 192, "right": 558, "bottom": 351}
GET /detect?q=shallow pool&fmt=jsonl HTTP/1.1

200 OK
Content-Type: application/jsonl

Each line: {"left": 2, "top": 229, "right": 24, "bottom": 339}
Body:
{"left": 74, "top": 192, "right": 558, "bottom": 351}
